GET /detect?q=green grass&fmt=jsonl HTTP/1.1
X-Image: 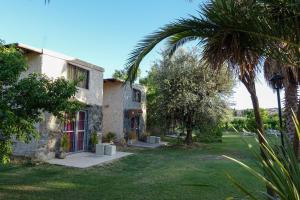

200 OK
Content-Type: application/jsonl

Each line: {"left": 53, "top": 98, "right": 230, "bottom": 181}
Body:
{"left": 0, "top": 135, "right": 264, "bottom": 200}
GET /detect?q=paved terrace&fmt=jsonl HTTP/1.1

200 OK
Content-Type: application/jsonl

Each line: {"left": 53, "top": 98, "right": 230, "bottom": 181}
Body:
{"left": 47, "top": 152, "right": 133, "bottom": 169}
{"left": 129, "top": 141, "right": 168, "bottom": 148}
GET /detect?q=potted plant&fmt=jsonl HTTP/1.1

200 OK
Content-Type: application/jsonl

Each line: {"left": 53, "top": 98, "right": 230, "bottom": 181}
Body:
{"left": 103, "top": 132, "right": 116, "bottom": 144}
{"left": 128, "top": 131, "right": 137, "bottom": 145}
{"left": 90, "top": 132, "right": 98, "bottom": 153}
{"left": 57, "top": 134, "right": 68, "bottom": 159}
{"left": 140, "top": 132, "right": 149, "bottom": 142}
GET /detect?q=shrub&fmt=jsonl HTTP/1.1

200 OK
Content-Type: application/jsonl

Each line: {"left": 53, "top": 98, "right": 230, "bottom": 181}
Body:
{"left": 195, "top": 124, "right": 224, "bottom": 143}
{"left": 90, "top": 132, "right": 98, "bottom": 146}
{"left": 228, "top": 109, "right": 281, "bottom": 133}
{"left": 119, "top": 138, "right": 127, "bottom": 146}
{"left": 196, "top": 126, "right": 223, "bottom": 143}
{"left": 61, "top": 134, "right": 69, "bottom": 152}
{"left": 128, "top": 132, "right": 137, "bottom": 140}
{"left": 230, "top": 117, "right": 247, "bottom": 132}
{"left": 104, "top": 132, "right": 116, "bottom": 143}
{"left": 140, "top": 132, "right": 150, "bottom": 142}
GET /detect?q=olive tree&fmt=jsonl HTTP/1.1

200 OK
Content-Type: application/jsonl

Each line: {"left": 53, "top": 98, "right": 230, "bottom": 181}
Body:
{"left": 151, "top": 49, "right": 234, "bottom": 144}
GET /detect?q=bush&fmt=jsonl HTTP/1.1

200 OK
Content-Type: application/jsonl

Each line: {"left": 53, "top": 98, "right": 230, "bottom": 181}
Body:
{"left": 229, "top": 117, "right": 247, "bottom": 132}
{"left": 228, "top": 109, "right": 281, "bottom": 133}
{"left": 61, "top": 134, "right": 69, "bottom": 152}
{"left": 140, "top": 132, "right": 150, "bottom": 142}
{"left": 119, "top": 138, "right": 127, "bottom": 146}
{"left": 128, "top": 132, "right": 137, "bottom": 140}
{"left": 90, "top": 132, "right": 98, "bottom": 146}
{"left": 196, "top": 126, "right": 223, "bottom": 143}
{"left": 89, "top": 132, "right": 98, "bottom": 152}
{"left": 103, "top": 132, "right": 116, "bottom": 143}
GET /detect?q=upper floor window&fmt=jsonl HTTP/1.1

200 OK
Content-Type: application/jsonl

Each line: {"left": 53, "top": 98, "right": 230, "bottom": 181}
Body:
{"left": 67, "top": 64, "right": 89, "bottom": 89}
{"left": 132, "top": 88, "right": 141, "bottom": 103}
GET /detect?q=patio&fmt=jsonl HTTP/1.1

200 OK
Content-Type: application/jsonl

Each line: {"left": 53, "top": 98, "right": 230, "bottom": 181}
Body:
{"left": 46, "top": 152, "right": 133, "bottom": 169}
{"left": 129, "top": 141, "right": 168, "bottom": 148}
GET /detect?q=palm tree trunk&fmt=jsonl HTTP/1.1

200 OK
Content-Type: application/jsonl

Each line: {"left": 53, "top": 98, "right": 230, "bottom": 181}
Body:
{"left": 240, "top": 74, "right": 275, "bottom": 198}
{"left": 239, "top": 74, "right": 264, "bottom": 139}
{"left": 250, "top": 92, "right": 264, "bottom": 135}
{"left": 284, "top": 83, "right": 298, "bottom": 155}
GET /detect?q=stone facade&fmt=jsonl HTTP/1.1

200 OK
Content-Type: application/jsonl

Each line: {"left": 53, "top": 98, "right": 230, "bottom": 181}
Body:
{"left": 13, "top": 106, "right": 104, "bottom": 160}
{"left": 87, "top": 105, "right": 103, "bottom": 133}
{"left": 86, "top": 105, "right": 103, "bottom": 150}
{"left": 123, "top": 84, "right": 147, "bottom": 139}
{"left": 13, "top": 112, "right": 63, "bottom": 160}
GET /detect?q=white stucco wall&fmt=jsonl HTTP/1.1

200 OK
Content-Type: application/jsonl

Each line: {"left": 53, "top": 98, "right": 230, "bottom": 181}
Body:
{"left": 103, "top": 82, "right": 124, "bottom": 139}
{"left": 19, "top": 52, "right": 42, "bottom": 79}
{"left": 41, "top": 52, "right": 103, "bottom": 106}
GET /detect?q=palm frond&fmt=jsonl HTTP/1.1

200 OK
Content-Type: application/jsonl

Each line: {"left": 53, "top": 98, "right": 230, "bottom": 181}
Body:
{"left": 167, "top": 34, "right": 200, "bottom": 57}
{"left": 125, "top": 0, "right": 300, "bottom": 85}
{"left": 125, "top": 17, "right": 208, "bottom": 84}
{"left": 263, "top": 58, "right": 299, "bottom": 89}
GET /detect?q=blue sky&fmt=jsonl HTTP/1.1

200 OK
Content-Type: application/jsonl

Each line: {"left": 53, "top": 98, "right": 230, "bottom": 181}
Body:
{"left": 0, "top": 0, "right": 280, "bottom": 109}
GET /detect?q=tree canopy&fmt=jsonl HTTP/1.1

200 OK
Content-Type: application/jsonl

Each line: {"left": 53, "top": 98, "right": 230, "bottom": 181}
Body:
{"left": 112, "top": 68, "right": 140, "bottom": 81}
{"left": 141, "top": 49, "right": 234, "bottom": 144}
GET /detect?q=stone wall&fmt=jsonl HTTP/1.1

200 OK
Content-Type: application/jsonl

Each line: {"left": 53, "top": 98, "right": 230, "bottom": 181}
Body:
{"left": 87, "top": 105, "right": 103, "bottom": 133}
{"left": 13, "top": 105, "right": 103, "bottom": 160}
{"left": 36, "top": 112, "right": 63, "bottom": 160}
{"left": 86, "top": 105, "right": 103, "bottom": 150}
{"left": 123, "top": 84, "right": 147, "bottom": 138}
{"left": 13, "top": 112, "right": 62, "bottom": 160}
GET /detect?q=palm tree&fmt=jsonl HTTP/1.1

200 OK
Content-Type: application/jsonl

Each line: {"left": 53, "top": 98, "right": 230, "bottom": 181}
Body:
{"left": 264, "top": 59, "right": 299, "bottom": 150}
{"left": 261, "top": 0, "right": 300, "bottom": 157}
{"left": 126, "top": 0, "right": 266, "bottom": 142}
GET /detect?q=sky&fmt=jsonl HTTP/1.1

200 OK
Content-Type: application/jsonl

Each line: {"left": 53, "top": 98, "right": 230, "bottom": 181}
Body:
{"left": 0, "top": 0, "right": 281, "bottom": 110}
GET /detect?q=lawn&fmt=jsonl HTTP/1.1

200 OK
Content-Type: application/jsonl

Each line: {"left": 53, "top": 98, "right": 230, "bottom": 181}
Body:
{"left": 0, "top": 135, "right": 264, "bottom": 200}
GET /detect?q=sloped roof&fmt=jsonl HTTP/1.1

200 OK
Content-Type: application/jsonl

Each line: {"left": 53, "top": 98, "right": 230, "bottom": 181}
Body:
{"left": 104, "top": 78, "right": 146, "bottom": 91}
{"left": 11, "top": 43, "right": 104, "bottom": 72}
{"left": 104, "top": 78, "right": 124, "bottom": 83}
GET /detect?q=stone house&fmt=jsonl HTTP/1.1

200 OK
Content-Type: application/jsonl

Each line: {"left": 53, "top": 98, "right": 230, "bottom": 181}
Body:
{"left": 12, "top": 43, "right": 104, "bottom": 160}
{"left": 103, "top": 78, "right": 146, "bottom": 141}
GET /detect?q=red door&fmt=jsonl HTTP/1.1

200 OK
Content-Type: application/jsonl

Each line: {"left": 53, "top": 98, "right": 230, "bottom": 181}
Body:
{"left": 64, "top": 113, "right": 76, "bottom": 152}
{"left": 64, "top": 111, "right": 87, "bottom": 152}
{"left": 77, "top": 111, "right": 86, "bottom": 151}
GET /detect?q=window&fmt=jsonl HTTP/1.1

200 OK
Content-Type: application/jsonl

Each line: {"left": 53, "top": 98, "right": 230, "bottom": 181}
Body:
{"left": 132, "top": 88, "right": 141, "bottom": 102}
{"left": 67, "top": 64, "right": 89, "bottom": 89}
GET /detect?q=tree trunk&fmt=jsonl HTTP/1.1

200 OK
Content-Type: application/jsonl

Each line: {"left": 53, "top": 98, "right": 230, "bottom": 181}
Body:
{"left": 284, "top": 83, "right": 298, "bottom": 155}
{"left": 240, "top": 74, "right": 275, "bottom": 198}
{"left": 185, "top": 115, "right": 193, "bottom": 145}
{"left": 239, "top": 74, "right": 264, "bottom": 140}
{"left": 250, "top": 93, "right": 264, "bottom": 135}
